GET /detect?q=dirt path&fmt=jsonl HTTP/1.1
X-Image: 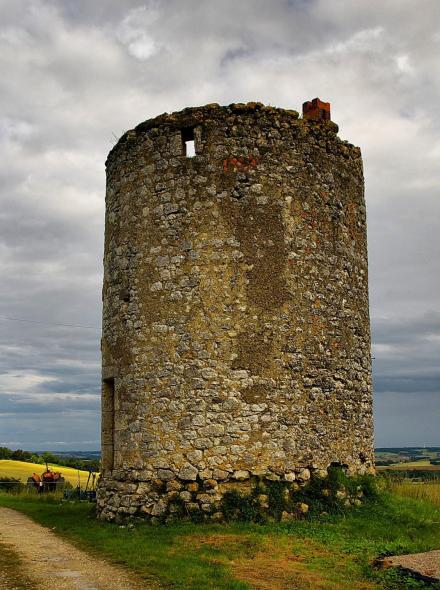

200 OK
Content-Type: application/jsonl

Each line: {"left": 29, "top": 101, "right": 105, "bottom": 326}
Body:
{"left": 0, "top": 507, "right": 160, "bottom": 590}
{"left": 0, "top": 539, "right": 35, "bottom": 589}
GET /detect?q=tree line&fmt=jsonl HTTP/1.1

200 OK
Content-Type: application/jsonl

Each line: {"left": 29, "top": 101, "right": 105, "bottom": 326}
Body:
{"left": 0, "top": 446, "right": 100, "bottom": 472}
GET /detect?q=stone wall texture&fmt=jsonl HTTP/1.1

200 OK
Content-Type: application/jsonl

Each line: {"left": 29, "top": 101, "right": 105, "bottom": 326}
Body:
{"left": 97, "top": 102, "right": 374, "bottom": 521}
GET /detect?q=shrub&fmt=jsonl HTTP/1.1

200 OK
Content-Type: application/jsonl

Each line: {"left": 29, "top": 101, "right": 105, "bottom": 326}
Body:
{"left": 220, "top": 488, "right": 265, "bottom": 523}
{"left": 0, "top": 477, "right": 24, "bottom": 492}
{"left": 220, "top": 467, "right": 379, "bottom": 523}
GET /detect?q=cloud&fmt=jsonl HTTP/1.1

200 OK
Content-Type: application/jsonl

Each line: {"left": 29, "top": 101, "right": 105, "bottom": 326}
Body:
{"left": 0, "top": 0, "right": 438, "bottom": 449}
{"left": 116, "top": 5, "right": 159, "bottom": 60}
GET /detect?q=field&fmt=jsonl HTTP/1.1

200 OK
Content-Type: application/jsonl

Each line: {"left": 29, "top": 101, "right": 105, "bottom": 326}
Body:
{"left": 1, "top": 484, "right": 440, "bottom": 590}
{"left": 0, "top": 459, "right": 93, "bottom": 487}
{"left": 392, "top": 481, "right": 440, "bottom": 506}
{"left": 375, "top": 447, "right": 440, "bottom": 469}
{"left": 377, "top": 460, "right": 440, "bottom": 472}
{"left": 387, "top": 459, "right": 431, "bottom": 467}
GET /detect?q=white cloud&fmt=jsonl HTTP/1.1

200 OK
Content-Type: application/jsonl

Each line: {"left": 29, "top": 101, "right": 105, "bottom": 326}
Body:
{"left": 116, "top": 5, "right": 159, "bottom": 60}
{"left": 0, "top": 371, "right": 57, "bottom": 393}
{"left": 325, "top": 26, "right": 385, "bottom": 55}
{"left": 395, "top": 54, "right": 413, "bottom": 74}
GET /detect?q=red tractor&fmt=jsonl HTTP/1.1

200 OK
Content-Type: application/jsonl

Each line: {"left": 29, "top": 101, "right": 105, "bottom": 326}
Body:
{"left": 27, "top": 464, "right": 65, "bottom": 492}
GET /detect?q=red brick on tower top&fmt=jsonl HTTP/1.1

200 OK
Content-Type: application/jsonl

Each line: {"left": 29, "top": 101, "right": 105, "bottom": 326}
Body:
{"left": 302, "top": 98, "right": 331, "bottom": 122}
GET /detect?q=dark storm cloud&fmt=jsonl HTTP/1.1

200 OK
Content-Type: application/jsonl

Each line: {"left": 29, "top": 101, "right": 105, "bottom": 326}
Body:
{"left": 0, "top": 0, "right": 439, "bottom": 449}
{"left": 372, "top": 312, "right": 440, "bottom": 445}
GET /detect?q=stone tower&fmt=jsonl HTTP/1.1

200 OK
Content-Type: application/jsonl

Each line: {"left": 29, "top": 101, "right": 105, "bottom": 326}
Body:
{"left": 97, "top": 101, "right": 374, "bottom": 521}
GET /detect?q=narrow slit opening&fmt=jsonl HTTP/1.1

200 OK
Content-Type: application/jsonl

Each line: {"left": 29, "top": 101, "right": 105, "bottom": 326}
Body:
{"left": 185, "top": 139, "right": 195, "bottom": 157}
{"left": 182, "top": 127, "right": 196, "bottom": 157}
{"left": 102, "top": 377, "right": 115, "bottom": 471}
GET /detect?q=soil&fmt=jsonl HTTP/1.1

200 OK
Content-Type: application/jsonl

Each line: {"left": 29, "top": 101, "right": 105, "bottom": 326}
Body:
{"left": 0, "top": 507, "right": 159, "bottom": 589}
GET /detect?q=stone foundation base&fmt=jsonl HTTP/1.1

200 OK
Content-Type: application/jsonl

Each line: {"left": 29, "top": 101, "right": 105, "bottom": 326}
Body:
{"left": 96, "top": 464, "right": 373, "bottom": 523}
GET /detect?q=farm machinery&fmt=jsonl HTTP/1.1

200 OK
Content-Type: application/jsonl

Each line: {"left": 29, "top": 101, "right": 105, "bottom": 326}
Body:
{"left": 27, "top": 463, "right": 65, "bottom": 492}
{"left": 26, "top": 462, "right": 98, "bottom": 500}
{"left": 63, "top": 469, "right": 98, "bottom": 501}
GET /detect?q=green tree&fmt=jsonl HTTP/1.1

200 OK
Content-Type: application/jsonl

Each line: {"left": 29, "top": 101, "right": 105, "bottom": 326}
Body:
{"left": 0, "top": 447, "right": 12, "bottom": 459}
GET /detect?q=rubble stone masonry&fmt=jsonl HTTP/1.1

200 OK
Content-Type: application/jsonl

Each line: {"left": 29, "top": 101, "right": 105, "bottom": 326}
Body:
{"left": 97, "top": 102, "right": 374, "bottom": 521}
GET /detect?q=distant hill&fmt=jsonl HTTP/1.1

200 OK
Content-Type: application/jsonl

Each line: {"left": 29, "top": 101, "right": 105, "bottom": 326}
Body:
{"left": 36, "top": 451, "right": 101, "bottom": 459}
{"left": 375, "top": 447, "right": 440, "bottom": 453}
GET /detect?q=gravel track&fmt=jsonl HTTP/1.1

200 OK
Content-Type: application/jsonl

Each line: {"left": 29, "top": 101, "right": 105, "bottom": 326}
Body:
{"left": 0, "top": 507, "right": 160, "bottom": 590}
{"left": 382, "top": 550, "right": 440, "bottom": 583}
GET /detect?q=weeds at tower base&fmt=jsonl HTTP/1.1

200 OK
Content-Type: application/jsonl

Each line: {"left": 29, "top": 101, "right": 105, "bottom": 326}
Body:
{"left": 165, "top": 466, "right": 379, "bottom": 524}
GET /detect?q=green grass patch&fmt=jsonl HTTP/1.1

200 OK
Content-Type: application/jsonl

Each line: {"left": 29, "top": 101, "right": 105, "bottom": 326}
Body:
{"left": 1, "top": 490, "right": 440, "bottom": 589}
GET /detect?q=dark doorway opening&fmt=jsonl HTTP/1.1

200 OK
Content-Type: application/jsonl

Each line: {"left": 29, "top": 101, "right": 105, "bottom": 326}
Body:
{"left": 102, "top": 377, "right": 115, "bottom": 470}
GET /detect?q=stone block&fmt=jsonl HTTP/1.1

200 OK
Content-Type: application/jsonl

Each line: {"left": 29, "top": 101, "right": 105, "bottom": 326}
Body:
{"left": 179, "top": 464, "right": 198, "bottom": 481}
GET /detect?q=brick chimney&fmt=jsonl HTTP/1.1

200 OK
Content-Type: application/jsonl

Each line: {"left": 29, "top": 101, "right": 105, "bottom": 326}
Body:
{"left": 302, "top": 98, "right": 331, "bottom": 122}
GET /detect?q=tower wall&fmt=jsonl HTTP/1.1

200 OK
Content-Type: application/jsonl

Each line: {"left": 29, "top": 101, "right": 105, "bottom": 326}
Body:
{"left": 97, "top": 102, "right": 374, "bottom": 521}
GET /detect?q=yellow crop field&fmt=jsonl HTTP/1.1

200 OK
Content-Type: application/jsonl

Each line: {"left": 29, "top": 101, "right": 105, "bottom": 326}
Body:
{"left": 0, "top": 460, "right": 96, "bottom": 487}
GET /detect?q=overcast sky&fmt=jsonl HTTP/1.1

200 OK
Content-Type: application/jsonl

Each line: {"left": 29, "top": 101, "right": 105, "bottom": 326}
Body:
{"left": 0, "top": 0, "right": 439, "bottom": 451}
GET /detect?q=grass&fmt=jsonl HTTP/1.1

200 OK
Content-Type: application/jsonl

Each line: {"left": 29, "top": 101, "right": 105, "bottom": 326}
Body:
{"left": 0, "top": 459, "right": 93, "bottom": 487}
{"left": 1, "top": 489, "right": 440, "bottom": 589}
{"left": 392, "top": 480, "right": 440, "bottom": 506}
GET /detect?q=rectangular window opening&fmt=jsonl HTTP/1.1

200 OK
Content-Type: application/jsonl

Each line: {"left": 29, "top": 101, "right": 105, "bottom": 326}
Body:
{"left": 181, "top": 127, "right": 196, "bottom": 157}
{"left": 185, "top": 139, "right": 196, "bottom": 157}
{"left": 102, "top": 377, "right": 115, "bottom": 471}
